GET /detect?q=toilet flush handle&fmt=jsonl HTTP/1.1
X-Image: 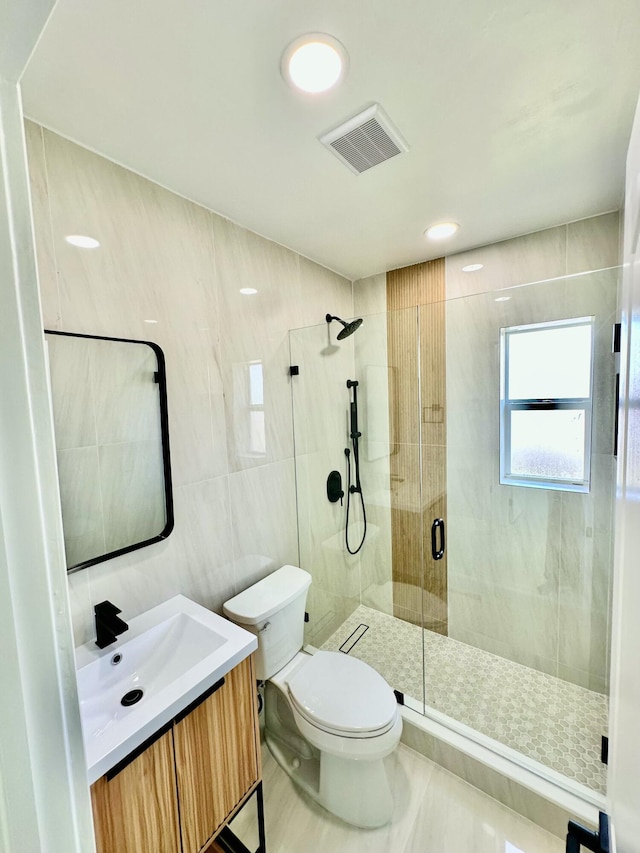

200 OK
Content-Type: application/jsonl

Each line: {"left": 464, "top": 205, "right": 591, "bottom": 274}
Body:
{"left": 258, "top": 621, "right": 271, "bottom": 633}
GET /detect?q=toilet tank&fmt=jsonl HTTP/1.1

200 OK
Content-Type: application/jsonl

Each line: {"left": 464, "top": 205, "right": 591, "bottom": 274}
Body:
{"left": 223, "top": 565, "right": 312, "bottom": 680}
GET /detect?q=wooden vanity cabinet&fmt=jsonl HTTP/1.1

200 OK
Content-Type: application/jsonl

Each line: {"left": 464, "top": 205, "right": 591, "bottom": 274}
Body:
{"left": 90, "top": 655, "right": 261, "bottom": 853}
{"left": 174, "top": 655, "right": 261, "bottom": 853}
{"left": 90, "top": 728, "right": 180, "bottom": 853}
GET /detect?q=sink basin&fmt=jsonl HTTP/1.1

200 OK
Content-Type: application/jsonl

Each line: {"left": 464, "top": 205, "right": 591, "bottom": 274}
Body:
{"left": 75, "top": 595, "right": 257, "bottom": 783}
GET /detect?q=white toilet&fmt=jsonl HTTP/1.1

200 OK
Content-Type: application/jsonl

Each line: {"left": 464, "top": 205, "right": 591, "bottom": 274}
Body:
{"left": 223, "top": 565, "right": 402, "bottom": 829}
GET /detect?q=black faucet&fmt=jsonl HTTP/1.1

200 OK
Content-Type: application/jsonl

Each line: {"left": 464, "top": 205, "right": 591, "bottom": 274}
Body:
{"left": 94, "top": 601, "right": 129, "bottom": 649}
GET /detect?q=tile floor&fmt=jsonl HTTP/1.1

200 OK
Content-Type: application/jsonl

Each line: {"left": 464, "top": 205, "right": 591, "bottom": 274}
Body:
{"left": 230, "top": 743, "right": 564, "bottom": 853}
{"left": 321, "top": 605, "right": 608, "bottom": 794}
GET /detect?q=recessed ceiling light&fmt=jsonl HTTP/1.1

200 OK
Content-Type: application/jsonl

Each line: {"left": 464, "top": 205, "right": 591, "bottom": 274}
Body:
{"left": 239, "top": 288, "right": 258, "bottom": 295}
{"left": 143, "top": 319, "right": 159, "bottom": 324}
{"left": 425, "top": 222, "right": 459, "bottom": 240}
{"left": 64, "top": 234, "right": 100, "bottom": 249}
{"left": 282, "top": 34, "right": 347, "bottom": 94}
{"left": 462, "top": 263, "right": 484, "bottom": 273}
{"left": 494, "top": 296, "right": 511, "bottom": 303}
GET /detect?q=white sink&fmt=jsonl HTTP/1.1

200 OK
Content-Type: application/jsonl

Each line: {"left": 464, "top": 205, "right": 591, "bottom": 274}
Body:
{"left": 75, "top": 595, "right": 257, "bottom": 784}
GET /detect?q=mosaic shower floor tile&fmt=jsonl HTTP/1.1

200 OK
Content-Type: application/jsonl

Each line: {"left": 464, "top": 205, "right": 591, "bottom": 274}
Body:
{"left": 321, "top": 605, "right": 607, "bottom": 794}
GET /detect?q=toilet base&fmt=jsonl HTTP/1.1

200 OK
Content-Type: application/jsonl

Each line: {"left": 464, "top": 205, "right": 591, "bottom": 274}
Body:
{"left": 319, "top": 751, "right": 393, "bottom": 828}
{"left": 264, "top": 678, "right": 396, "bottom": 828}
{"left": 265, "top": 727, "right": 394, "bottom": 829}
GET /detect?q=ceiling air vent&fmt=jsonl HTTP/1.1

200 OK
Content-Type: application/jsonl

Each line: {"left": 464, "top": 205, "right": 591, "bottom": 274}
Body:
{"left": 319, "top": 104, "right": 409, "bottom": 175}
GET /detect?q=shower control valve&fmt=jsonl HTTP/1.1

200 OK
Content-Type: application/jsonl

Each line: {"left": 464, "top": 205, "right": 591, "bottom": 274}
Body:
{"left": 327, "top": 470, "right": 344, "bottom": 504}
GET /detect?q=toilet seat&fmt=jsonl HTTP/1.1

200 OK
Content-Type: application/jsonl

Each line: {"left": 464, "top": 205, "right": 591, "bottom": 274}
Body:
{"left": 286, "top": 650, "right": 398, "bottom": 738}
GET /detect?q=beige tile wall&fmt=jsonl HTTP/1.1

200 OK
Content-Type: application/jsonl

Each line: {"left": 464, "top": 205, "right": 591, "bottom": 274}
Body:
{"left": 25, "top": 121, "right": 353, "bottom": 646}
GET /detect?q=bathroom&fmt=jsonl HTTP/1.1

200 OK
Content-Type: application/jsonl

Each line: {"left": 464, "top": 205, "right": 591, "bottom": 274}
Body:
{"left": 2, "top": 1, "right": 640, "bottom": 852}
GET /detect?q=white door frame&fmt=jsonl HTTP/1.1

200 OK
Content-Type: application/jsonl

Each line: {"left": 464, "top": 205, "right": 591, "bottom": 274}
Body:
{"left": 0, "top": 3, "right": 95, "bottom": 850}
{"left": 609, "top": 89, "right": 640, "bottom": 853}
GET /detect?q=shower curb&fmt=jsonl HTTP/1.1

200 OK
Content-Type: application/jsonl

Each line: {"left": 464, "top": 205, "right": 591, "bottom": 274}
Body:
{"left": 400, "top": 704, "right": 604, "bottom": 840}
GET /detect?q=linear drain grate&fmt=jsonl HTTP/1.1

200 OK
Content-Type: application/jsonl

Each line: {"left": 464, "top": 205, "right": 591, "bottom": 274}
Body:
{"left": 339, "top": 623, "right": 369, "bottom": 653}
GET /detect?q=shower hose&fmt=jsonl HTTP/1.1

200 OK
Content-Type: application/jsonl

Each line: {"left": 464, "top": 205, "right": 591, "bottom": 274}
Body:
{"left": 344, "top": 444, "right": 367, "bottom": 555}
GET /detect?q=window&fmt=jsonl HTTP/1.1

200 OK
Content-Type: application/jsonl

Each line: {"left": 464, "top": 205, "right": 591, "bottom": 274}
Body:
{"left": 500, "top": 317, "right": 594, "bottom": 492}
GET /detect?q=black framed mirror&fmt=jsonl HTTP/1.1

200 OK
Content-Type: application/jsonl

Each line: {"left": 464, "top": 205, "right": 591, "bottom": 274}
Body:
{"left": 44, "top": 330, "right": 174, "bottom": 573}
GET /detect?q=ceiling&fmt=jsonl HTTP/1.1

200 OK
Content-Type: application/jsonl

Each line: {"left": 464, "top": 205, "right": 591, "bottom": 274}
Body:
{"left": 21, "top": 0, "right": 640, "bottom": 281}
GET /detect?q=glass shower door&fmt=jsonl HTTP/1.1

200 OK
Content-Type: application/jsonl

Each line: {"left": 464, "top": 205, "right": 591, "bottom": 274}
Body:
{"left": 423, "top": 269, "right": 617, "bottom": 794}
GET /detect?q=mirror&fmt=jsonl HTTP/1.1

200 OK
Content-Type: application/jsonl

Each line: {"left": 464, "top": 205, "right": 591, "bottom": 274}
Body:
{"left": 44, "top": 330, "right": 174, "bottom": 573}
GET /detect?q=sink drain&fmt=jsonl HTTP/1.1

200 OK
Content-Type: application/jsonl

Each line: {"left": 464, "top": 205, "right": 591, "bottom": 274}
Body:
{"left": 121, "top": 689, "right": 144, "bottom": 707}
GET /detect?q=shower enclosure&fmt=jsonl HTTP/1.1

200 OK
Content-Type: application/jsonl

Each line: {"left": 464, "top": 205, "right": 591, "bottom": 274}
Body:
{"left": 289, "top": 267, "right": 618, "bottom": 802}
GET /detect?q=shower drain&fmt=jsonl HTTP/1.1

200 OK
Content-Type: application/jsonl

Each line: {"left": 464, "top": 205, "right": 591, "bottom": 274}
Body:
{"left": 339, "top": 623, "right": 369, "bottom": 654}
{"left": 120, "top": 689, "right": 144, "bottom": 707}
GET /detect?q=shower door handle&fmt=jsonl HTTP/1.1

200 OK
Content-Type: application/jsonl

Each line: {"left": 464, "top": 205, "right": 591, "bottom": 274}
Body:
{"left": 431, "top": 518, "right": 445, "bottom": 561}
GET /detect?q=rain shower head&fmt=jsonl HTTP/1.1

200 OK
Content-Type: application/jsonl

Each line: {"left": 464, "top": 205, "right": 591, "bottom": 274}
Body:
{"left": 326, "top": 314, "right": 364, "bottom": 340}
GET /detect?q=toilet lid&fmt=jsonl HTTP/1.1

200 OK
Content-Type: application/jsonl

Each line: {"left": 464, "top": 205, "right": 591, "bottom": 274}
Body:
{"left": 286, "top": 651, "right": 397, "bottom": 735}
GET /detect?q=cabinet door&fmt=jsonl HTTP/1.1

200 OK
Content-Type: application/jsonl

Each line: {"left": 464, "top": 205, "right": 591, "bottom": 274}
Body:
{"left": 90, "top": 728, "right": 180, "bottom": 853}
{"left": 173, "top": 655, "right": 260, "bottom": 853}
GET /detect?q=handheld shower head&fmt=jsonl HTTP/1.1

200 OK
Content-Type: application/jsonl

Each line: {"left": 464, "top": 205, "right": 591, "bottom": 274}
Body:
{"left": 325, "top": 314, "right": 364, "bottom": 340}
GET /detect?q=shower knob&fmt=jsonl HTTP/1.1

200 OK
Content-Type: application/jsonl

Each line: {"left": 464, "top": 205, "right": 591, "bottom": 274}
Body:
{"left": 327, "top": 470, "right": 344, "bottom": 504}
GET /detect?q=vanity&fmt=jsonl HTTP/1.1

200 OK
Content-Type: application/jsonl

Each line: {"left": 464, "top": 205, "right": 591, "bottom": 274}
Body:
{"left": 76, "top": 596, "right": 264, "bottom": 853}
{"left": 50, "top": 334, "right": 265, "bottom": 850}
